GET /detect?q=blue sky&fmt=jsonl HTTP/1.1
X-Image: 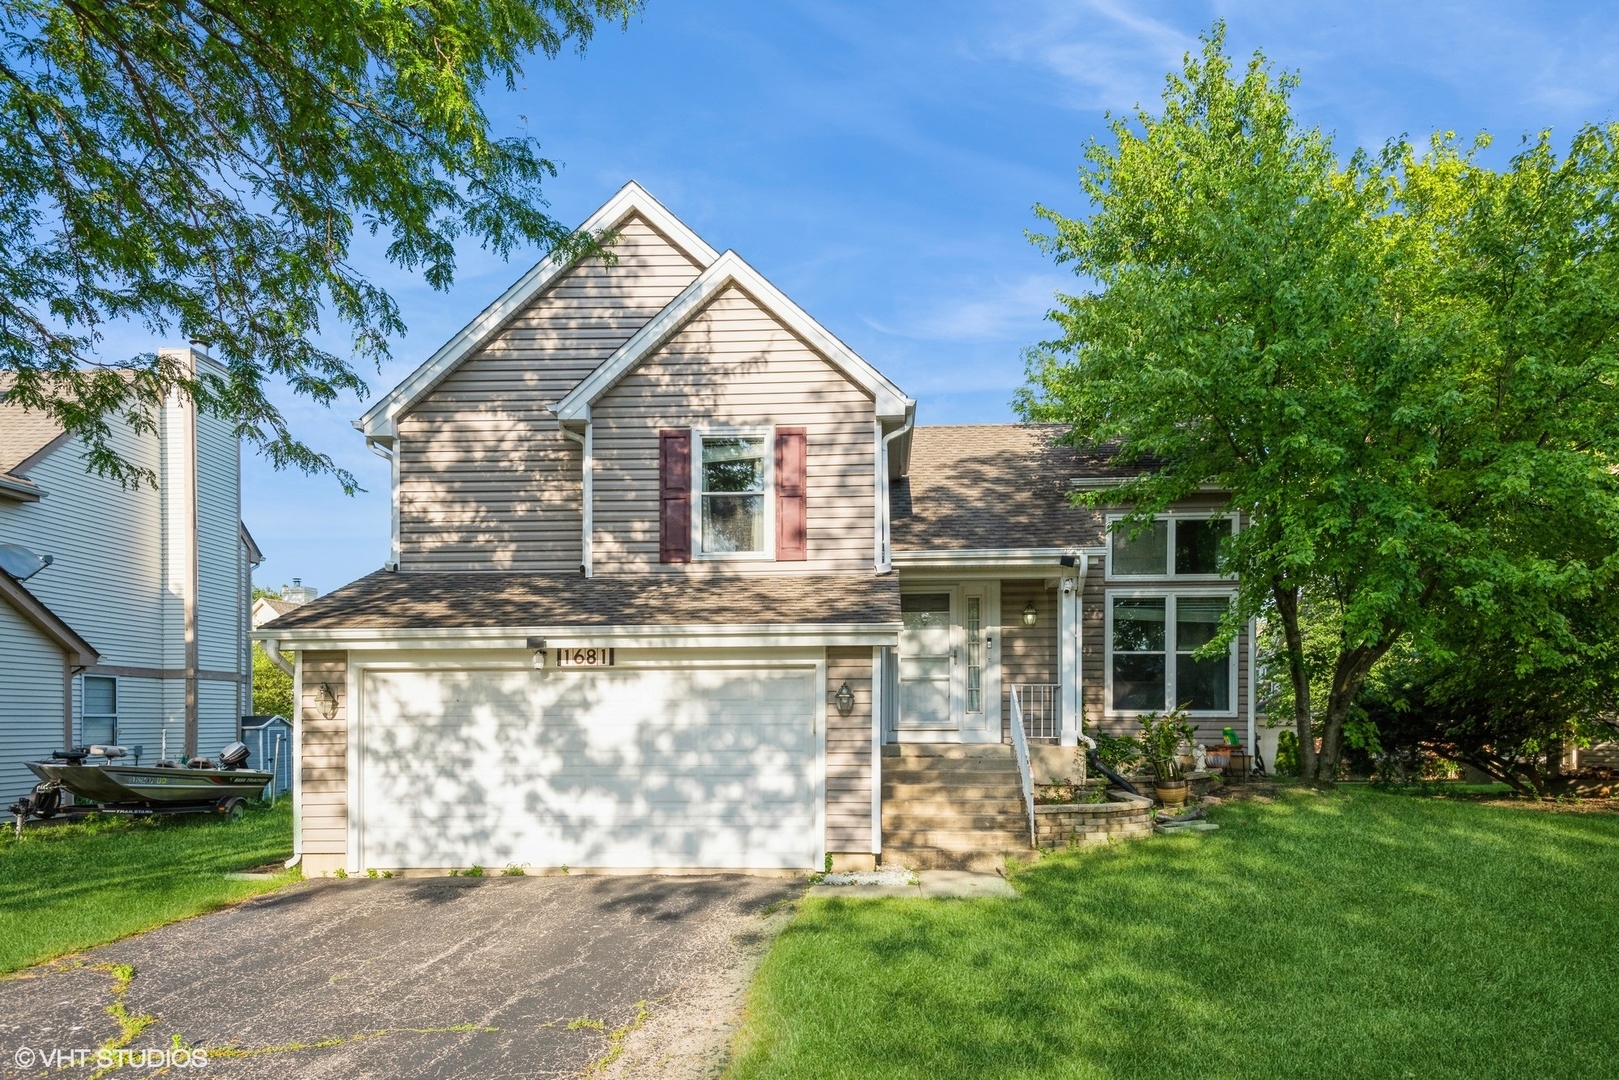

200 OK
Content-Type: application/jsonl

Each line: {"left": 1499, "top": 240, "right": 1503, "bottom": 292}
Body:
{"left": 198, "top": 0, "right": 1619, "bottom": 594}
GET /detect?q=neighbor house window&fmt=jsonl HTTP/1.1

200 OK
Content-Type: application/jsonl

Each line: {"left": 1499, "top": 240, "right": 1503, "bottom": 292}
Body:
{"left": 82, "top": 675, "right": 117, "bottom": 746}
{"left": 1109, "top": 515, "right": 1234, "bottom": 578}
{"left": 697, "top": 433, "right": 768, "bottom": 555}
{"left": 1108, "top": 593, "right": 1235, "bottom": 713}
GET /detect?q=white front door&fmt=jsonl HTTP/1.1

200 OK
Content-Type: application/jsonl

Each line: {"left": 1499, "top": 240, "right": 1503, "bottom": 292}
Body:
{"left": 898, "top": 591, "right": 960, "bottom": 734}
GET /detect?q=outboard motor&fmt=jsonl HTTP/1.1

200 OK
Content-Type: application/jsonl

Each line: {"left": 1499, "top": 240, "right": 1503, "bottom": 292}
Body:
{"left": 218, "top": 742, "right": 251, "bottom": 770}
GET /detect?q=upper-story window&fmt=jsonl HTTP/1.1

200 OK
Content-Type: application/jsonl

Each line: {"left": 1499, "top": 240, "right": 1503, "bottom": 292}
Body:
{"left": 697, "top": 432, "right": 771, "bottom": 557}
{"left": 82, "top": 675, "right": 118, "bottom": 746}
{"left": 1108, "top": 514, "right": 1234, "bottom": 578}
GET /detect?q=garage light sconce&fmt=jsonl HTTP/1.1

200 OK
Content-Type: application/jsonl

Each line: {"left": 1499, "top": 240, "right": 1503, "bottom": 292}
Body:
{"left": 1022, "top": 600, "right": 1039, "bottom": 627}
{"left": 528, "top": 637, "right": 547, "bottom": 670}
{"left": 317, "top": 682, "right": 338, "bottom": 721}
{"left": 834, "top": 682, "right": 855, "bottom": 717}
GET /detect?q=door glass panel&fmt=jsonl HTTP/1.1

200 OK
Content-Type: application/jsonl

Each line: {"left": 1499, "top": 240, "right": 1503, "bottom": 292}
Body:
{"left": 1112, "top": 520, "right": 1169, "bottom": 575}
{"left": 901, "top": 592, "right": 951, "bottom": 628}
{"left": 965, "top": 596, "right": 982, "bottom": 713}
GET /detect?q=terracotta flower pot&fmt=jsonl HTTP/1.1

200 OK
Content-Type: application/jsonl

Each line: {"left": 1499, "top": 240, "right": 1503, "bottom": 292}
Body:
{"left": 1154, "top": 780, "right": 1190, "bottom": 808}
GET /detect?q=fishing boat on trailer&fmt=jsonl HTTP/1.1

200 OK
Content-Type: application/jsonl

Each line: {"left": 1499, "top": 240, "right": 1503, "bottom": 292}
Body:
{"left": 15, "top": 742, "right": 273, "bottom": 824}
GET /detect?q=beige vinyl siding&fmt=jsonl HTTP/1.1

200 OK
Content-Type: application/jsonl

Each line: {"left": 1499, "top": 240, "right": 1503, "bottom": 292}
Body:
{"left": 0, "top": 601, "right": 64, "bottom": 798}
{"left": 300, "top": 651, "right": 348, "bottom": 858}
{"left": 1000, "top": 580, "right": 1059, "bottom": 742}
{"left": 825, "top": 647, "right": 873, "bottom": 853}
{"left": 591, "top": 285, "right": 877, "bottom": 574}
{"left": 397, "top": 216, "right": 704, "bottom": 571}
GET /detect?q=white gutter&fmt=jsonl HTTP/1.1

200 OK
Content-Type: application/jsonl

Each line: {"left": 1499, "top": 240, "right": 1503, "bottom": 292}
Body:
{"left": 259, "top": 636, "right": 296, "bottom": 677}
{"left": 876, "top": 406, "right": 916, "bottom": 573}
{"left": 252, "top": 622, "right": 903, "bottom": 652}
{"left": 285, "top": 647, "right": 302, "bottom": 870}
{"left": 560, "top": 419, "right": 593, "bottom": 577}
{"left": 892, "top": 547, "right": 1108, "bottom": 569}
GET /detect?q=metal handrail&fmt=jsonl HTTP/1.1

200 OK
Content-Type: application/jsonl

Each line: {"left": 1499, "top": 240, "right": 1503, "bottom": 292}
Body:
{"left": 1013, "top": 683, "right": 1061, "bottom": 741}
{"left": 1009, "top": 692, "right": 1036, "bottom": 848}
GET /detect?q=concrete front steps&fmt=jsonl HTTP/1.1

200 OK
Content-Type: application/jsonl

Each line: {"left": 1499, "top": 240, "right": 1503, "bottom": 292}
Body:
{"left": 880, "top": 743, "right": 1032, "bottom": 872}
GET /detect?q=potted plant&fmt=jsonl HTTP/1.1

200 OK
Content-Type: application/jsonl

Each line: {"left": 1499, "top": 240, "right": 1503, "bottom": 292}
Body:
{"left": 1138, "top": 708, "right": 1196, "bottom": 808}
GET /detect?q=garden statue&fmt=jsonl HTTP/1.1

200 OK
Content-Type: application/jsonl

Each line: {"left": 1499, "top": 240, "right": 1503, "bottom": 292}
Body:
{"left": 1192, "top": 744, "right": 1208, "bottom": 774}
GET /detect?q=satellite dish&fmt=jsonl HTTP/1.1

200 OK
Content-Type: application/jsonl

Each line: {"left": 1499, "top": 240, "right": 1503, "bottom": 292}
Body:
{"left": 0, "top": 544, "right": 53, "bottom": 581}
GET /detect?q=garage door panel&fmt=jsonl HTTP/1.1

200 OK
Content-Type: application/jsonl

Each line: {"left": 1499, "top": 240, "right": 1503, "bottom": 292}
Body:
{"left": 360, "top": 666, "right": 819, "bottom": 869}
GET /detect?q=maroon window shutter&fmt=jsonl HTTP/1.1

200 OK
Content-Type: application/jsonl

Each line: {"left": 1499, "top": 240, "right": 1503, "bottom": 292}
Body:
{"left": 776, "top": 427, "right": 807, "bottom": 561}
{"left": 659, "top": 429, "right": 692, "bottom": 564}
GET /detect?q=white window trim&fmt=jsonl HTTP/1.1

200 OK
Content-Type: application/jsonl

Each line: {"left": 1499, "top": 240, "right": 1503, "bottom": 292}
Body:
{"left": 81, "top": 673, "right": 119, "bottom": 745}
{"left": 691, "top": 426, "right": 776, "bottom": 561}
{"left": 1104, "top": 588, "right": 1239, "bottom": 718}
{"left": 1105, "top": 512, "right": 1239, "bottom": 582}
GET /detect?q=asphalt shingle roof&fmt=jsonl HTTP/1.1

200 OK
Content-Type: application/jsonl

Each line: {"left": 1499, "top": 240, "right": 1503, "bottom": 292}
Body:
{"left": 261, "top": 570, "right": 900, "bottom": 631}
{"left": 890, "top": 423, "right": 1145, "bottom": 552}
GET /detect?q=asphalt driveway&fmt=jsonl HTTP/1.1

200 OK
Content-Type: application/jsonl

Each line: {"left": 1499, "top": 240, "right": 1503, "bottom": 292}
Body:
{"left": 0, "top": 873, "right": 801, "bottom": 1078}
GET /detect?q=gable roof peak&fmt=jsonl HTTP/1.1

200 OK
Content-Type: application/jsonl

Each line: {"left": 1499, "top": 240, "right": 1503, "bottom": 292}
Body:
{"left": 355, "top": 180, "right": 722, "bottom": 440}
{"left": 554, "top": 248, "right": 913, "bottom": 424}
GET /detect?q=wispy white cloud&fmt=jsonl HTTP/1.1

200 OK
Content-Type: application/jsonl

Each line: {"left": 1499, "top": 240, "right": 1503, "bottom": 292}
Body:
{"left": 859, "top": 273, "right": 1067, "bottom": 344}
{"left": 988, "top": 0, "right": 1202, "bottom": 112}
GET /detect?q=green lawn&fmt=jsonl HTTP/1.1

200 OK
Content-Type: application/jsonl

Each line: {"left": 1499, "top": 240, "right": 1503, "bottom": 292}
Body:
{"left": 730, "top": 789, "right": 1619, "bottom": 1080}
{"left": 0, "top": 802, "right": 295, "bottom": 973}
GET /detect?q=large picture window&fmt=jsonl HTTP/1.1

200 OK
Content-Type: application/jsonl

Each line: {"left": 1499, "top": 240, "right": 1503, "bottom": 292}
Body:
{"left": 1109, "top": 515, "right": 1235, "bottom": 579}
{"left": 697, "top": 433, "right": 768, "bottom": 555}
{"left": 82, "top": 675, "right": 118, "bottom": 746}
{"left": 1108, "top": 593, "right": 1235, "bottom": 714}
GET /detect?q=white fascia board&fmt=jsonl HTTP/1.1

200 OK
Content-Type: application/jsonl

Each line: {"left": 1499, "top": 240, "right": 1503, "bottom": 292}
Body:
{"left": 354, "top": 181, "right": 721, "bottom": 439}
{"left": 891, "top": 547, "right": 1106, "bottom": 568}
{"left": 253, "top": 622, "right": 903, "bottom": 651}
{"left": 554, "top": 250, "right": 912, "bottom": 424}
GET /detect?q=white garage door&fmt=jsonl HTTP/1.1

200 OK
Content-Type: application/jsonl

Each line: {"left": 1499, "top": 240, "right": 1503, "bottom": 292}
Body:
{"left": 358, "top": 665, "right": 820, "bottom": 870}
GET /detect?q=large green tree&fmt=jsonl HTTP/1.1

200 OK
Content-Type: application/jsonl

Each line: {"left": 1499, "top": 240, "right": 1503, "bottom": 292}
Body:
{"left": 1, "top": 0, "right": 639, "bottom": 487}
{"left": 1019, "top": 25, "right": 1619, "bottom": 783}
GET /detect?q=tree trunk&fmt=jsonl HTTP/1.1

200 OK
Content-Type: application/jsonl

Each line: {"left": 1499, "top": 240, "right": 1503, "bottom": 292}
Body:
{"left": 1316, "top": 640, "right": 1396, "bottom": 781}
{"left": 1270, "top": 579, "right": 1316, "bottom": 780}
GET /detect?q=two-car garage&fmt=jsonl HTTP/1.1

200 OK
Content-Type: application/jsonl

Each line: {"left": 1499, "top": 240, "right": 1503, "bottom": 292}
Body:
{"left": 353, "top": 663, "right": 823, "bottom": 871}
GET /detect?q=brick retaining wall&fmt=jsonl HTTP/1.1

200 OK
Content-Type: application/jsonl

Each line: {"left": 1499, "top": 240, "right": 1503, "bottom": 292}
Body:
{"left": 1034, "top": 792, "right": 1155, "bottom": 847}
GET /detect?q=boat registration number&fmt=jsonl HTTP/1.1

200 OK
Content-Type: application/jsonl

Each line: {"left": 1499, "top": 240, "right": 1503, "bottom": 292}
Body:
{"left": 554, "top": 647, "right": 615, "bottom": 668}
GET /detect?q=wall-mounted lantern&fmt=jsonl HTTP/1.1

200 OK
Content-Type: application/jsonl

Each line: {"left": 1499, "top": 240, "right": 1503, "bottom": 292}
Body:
{"left": 834, "top": 681, "right": 855, "bottom": 716}
{"left": 1022, "top": 600, "right": 1039, "bottom": 627}
{"left": 318, "top": 682, "right": 338, "bottom": 721}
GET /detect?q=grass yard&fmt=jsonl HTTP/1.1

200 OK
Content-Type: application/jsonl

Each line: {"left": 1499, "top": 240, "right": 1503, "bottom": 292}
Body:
{"left": 0, "top": 801, "right": 295, "bottom": 973}
{"left": 730, "top": 788, "right": 1619, "bottom": 1080}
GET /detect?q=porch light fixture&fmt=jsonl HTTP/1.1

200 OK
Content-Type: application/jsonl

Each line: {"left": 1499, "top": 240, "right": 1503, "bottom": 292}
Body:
{"left": 317, "top": 682, "right": 338, "bottom": 721}
{"left": 1022, "top": 600, "right": 1039, "bottom": 627}
{"left": 834, "top": 682, "right": 855, "bottom": 716}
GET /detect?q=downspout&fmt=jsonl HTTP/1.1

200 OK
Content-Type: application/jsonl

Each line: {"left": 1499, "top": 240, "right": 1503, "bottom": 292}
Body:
{"left": 364, "top": 436, "right": 399, "bottom": 571}
{"left": 876, "top": 407, "right": 915, "bottom": 573}
{"left": 285, "top": 646, "right": 303, "bottom": 869}
{"left": 560, "top": 415, "right": 593, "bottom": 577}
{"left": 183, "top": 358, "right": 201, "bottom": 758}
{"left": 1247, "top": 616, "right": 1258, "bottom": 773}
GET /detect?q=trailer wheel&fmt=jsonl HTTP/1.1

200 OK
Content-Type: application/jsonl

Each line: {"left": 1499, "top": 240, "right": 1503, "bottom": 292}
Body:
{"left": 30, "top": 783, "right": 59, "bottom": 819}
{"left": 217, "top": 797, "right": 247, "bottom": 822}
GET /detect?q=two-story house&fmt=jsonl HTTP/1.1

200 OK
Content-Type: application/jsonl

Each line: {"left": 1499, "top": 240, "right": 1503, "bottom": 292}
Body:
{"left": 0, "top": 350, "right": 261, "bottom": 801}
{"left": 259, "top": 184, "right": 1253, "bottom": 876}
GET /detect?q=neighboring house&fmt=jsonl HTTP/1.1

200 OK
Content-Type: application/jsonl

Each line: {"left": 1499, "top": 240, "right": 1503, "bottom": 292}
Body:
{"left": 258, "top": 183, "right": 1253, "bottom": 876}
{"left": 0, "top": 352, "right": 260, "bottom": 799}
{"left": 252, "top": 581, "right": 316, "bottom": 630}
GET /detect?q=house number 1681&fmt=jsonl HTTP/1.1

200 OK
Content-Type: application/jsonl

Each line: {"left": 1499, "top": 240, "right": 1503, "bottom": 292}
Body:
{"left": 556, "top": 648, "right": 615, "bottom": 667}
